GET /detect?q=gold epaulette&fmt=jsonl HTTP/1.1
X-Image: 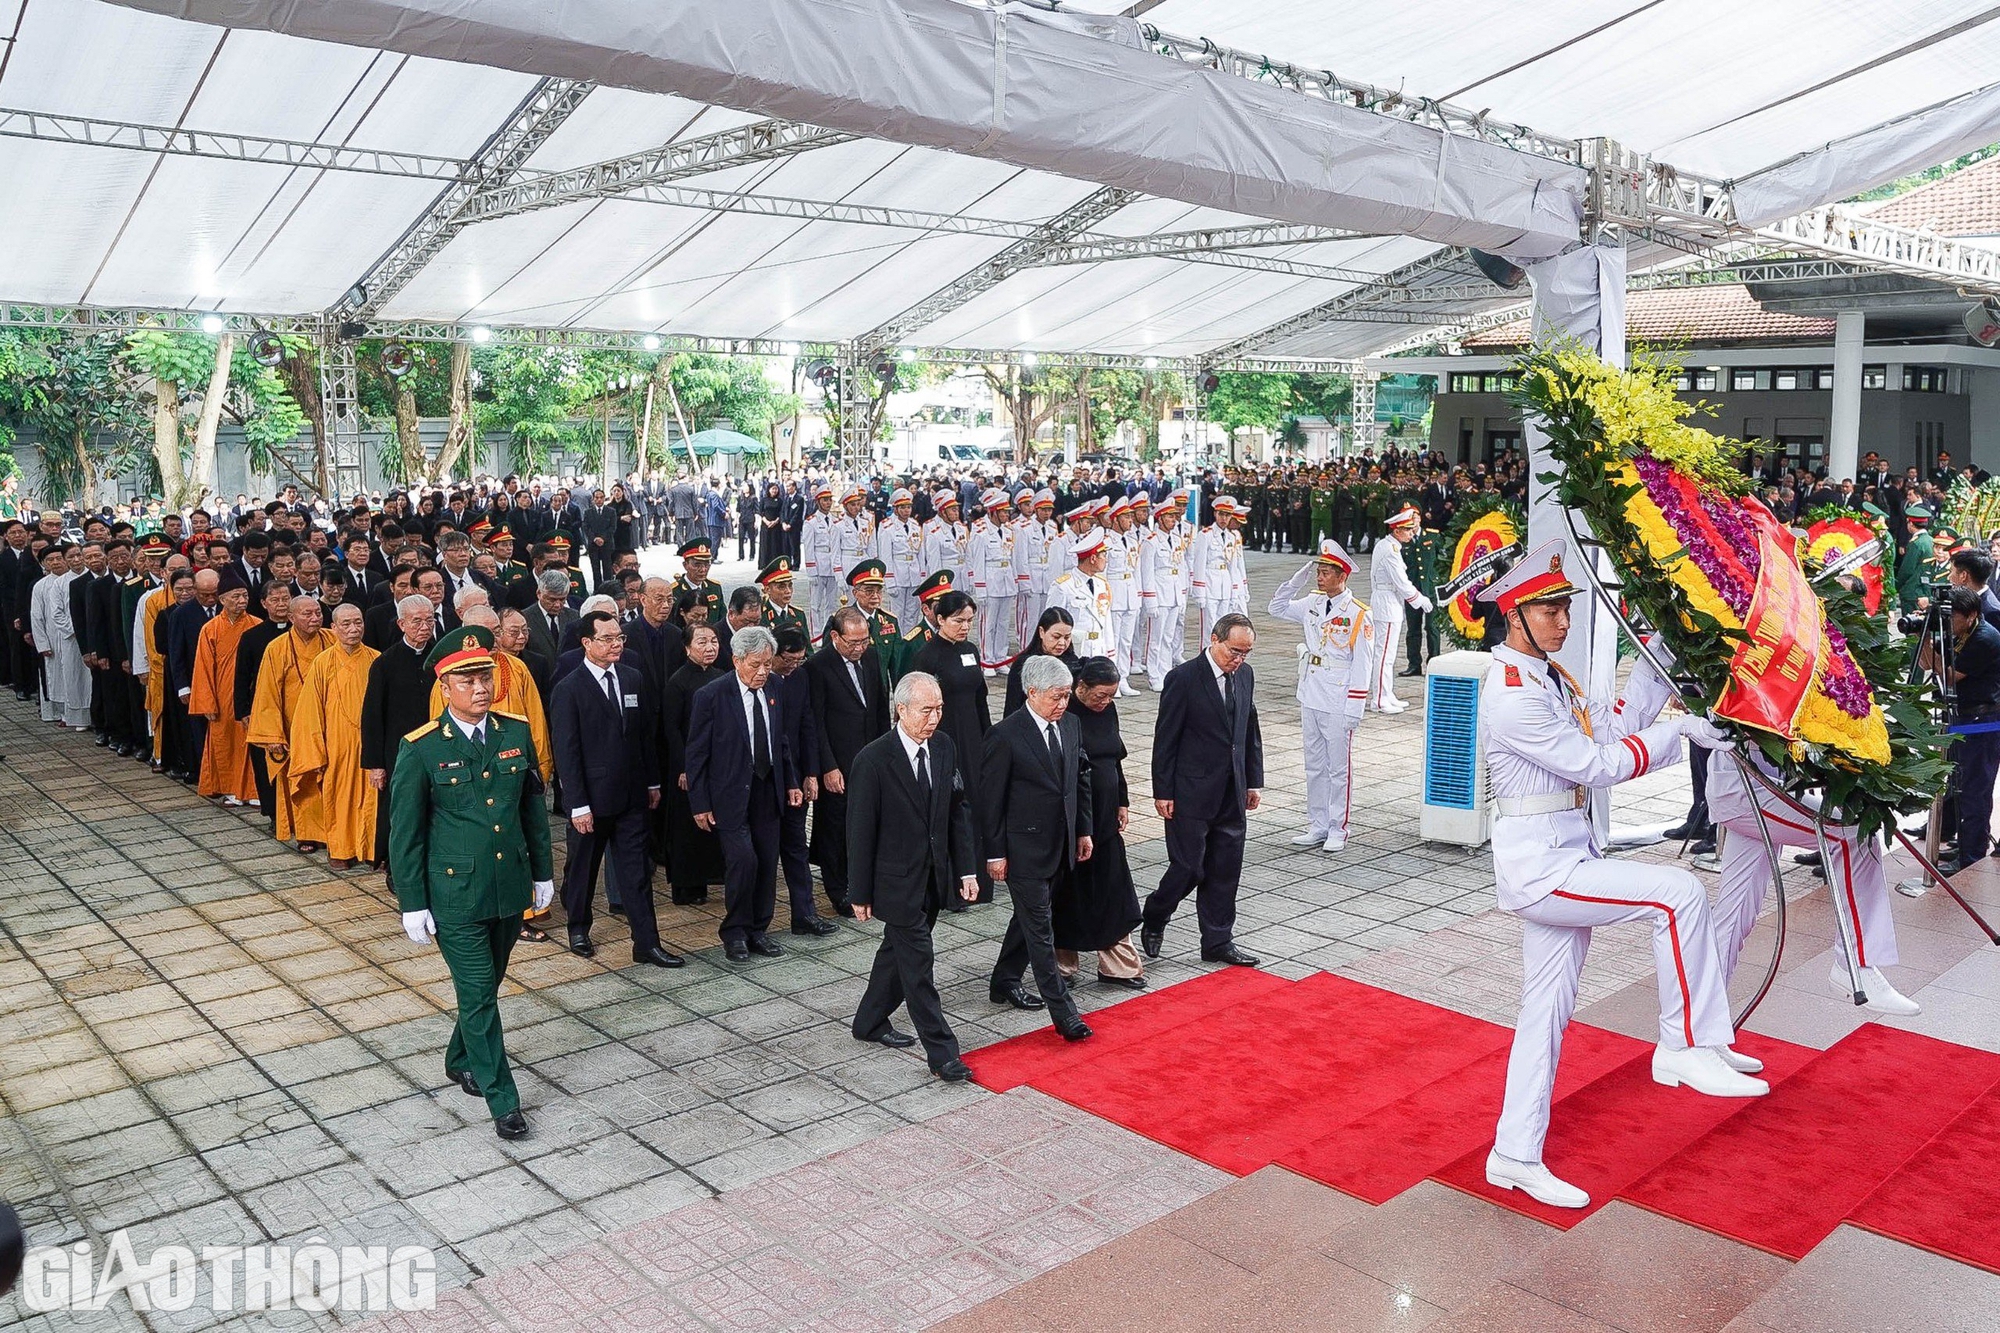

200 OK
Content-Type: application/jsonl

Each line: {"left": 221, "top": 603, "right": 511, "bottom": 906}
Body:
{"left": 492, "top": 709, "right": 527, "bottom": 722}
{"left": 904, "top": 626, "right": 925, "bottom": 640}
{"left": 403, "top": 720, "right": 440, "bottom": 743}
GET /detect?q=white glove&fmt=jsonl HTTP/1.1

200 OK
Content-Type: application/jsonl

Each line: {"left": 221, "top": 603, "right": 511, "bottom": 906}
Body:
{"left": 1680, "top": 715, "right": 1733, "bottom": 751}
{"left": 401, "top": 910, "right": 436, "bottom": 945}
{"left": 532, "top": 880, "right": 555, "bottom": 913}
{"left": 1413, "top": 595, "right": 1433, "bottom": 613}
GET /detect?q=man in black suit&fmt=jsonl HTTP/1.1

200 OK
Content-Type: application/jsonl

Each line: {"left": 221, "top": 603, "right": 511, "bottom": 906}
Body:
{"left": 982, "top": 653, "right": 1094, "bottom": 1041}
{"left": 1141, "top": 611, "right": 1264, "bottom": 967}
{"left": 234, "top": 530, "right": 271, "bottom": 603}
{"left": 359, "top": 595, "right": 438, "bottom": 872}
{"left": 524, "top": 569, "right": 578, "bottom": 661}
{"left": 551, "top": 609, "right": 679, "bottom": 967}
{"left": 686, "top": 624, "right": 804, "bottom": 961}
{"left": 807, "top": 608, "right": 891, "bottom": 916}
{"left": 624, "top": 577, "right": 686, "bottom": 699}
{"left": 363, "top": 568, "right": 419, "bottom": 652}
{"left": 848, "top": 669, "right": 979, "bottom": 1078}
{"left": 767, "top": 627, "right": 835, "bottom": 936}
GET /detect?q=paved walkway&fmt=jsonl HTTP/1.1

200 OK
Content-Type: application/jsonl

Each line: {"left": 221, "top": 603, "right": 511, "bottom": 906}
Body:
{"left": 4, "top": 547, "right": 1997, "bottom": 1331}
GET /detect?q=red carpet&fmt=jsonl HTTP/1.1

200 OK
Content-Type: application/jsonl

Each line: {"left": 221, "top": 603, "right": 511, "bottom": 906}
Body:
{"left": 1435, "top": 1028, "right": 1819, "bottom": 1228}
{"left": 969, "top": 972, "right": 2000, "bottom": 1261}
{"left": 965, "top": 966, "right": 1288, "bottom": 1093}
{"left": 1622, "top": 1026, "right": 2000, "bottom": 1258}
{"left": 1851, "top": 1083, "right": 2000, "bottom": 1275}
{"left": 1283, "top": 1022, "right": 1644, "bottom": 1205}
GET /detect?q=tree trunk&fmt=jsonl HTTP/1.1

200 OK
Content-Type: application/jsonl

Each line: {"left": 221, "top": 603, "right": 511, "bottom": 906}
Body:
{"left": 431, "top": 341, "right": 473, "bottom": 484}
{"left": 152, "top": 378, "right": 185, "bottom": 507}
{"left": 73, "top": 427, "right": 98, "bottom": 510}
{"left": 394, "top": 381, "right": 423, "bottom": 484}
{"left": 189, "top": 333, "right": 234, "bottom": 509}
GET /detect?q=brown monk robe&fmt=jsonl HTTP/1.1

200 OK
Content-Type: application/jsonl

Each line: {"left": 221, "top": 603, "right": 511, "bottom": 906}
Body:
{"left": 289, "top": 603, "right": 380, "bottom": 866}
{"left": 246, "top": 598, "right": 335, "bottom": 847}
{"left": 188, "top": 572, "right": 261, "bottom": 804}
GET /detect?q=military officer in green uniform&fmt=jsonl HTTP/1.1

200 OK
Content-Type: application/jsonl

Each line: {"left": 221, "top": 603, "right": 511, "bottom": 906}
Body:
{"left": 544, "top": 535, "right": 589, "bottom": 603}
{"left": 822, "top": 559, "right": 901, "bottom": 668}
{"left": 670, "top": 537, "right": 725, "bottom": 625}
{"left": 389, "top": 625, "right": 554, "bottom": 1141}
{"left": 1402, "top": 524, "right": 1444, "bottom": 675}
{"left": 1311, "top": 473, "right": 1335, "bottom": 549}
{"left": 483, "top": 526, "right": 531, "bottom": 589}
{"left": 757, "top": 556, "right": 809, "bottom": 638}
{"left": 891, "top": 568, "right": 955, "bottom": 682}
{"left": 1896, "top": 504, "right": 1937, "bottom": 615}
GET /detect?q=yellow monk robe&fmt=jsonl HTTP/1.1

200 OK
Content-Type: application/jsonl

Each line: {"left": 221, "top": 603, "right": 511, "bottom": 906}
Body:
{"left": 246, "top": 626, "right": 336, "bottom": 842}
{"left": 188, "top": 610, "right": 262, "bottom": 802}
{"left": 136, "top": 585, "right": 170, "bottom": 759}
{"left": 290, "top": 640, "right": 380, "bottom": 862}
{"left": 427, "top": 650, "right": 553, "bottom": 781}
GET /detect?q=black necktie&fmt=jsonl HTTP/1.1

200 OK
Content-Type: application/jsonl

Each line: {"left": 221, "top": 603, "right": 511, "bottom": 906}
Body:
{"left": 849, "top": 660, "right": 867, "bottom": 704}
{"left": 1045, "top": 721, "right": 1061, "bottom": 766}
{"left": 916, "top": 744, "right": 931, "bottom": 796}
{"left": 602, "top": 669, "right": 622, "bottom": 731}
{"left": 1223, "top": 668, "right": 1236, "bottom": 716}
{"left": 752, "top": 689, "right": 772, "bottom": 779}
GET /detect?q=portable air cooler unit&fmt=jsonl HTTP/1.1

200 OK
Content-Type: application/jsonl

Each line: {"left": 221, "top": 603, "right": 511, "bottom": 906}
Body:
{"left": 1421, "top": 650, "right": 1492, "bottom": 847}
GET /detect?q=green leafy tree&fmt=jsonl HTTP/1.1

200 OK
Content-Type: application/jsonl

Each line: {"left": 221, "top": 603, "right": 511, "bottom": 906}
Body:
{"left": 0, "top": 330, "right": 150, "bottom": 505}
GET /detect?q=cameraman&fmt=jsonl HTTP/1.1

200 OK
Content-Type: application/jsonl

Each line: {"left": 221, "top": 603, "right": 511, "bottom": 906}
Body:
{"left": 1921, "top": 587, "right": 2000, "bottom": 872}
{"left": 1947, "top": 548, "right": 2000, "bottom": 632}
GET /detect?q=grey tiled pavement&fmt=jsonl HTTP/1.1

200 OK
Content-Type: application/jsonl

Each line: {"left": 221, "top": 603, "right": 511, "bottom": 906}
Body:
{"left": 0, "top": 545, "right": 1813, "bottom": 1331}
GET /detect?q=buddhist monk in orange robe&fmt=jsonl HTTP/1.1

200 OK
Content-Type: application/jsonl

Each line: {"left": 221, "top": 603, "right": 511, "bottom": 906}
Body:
{"left": 290, "top": 602, "right": 380, "bottom": 866}
{"left": 246, "top": 597, "right": 335, "bottom": 846}
{"left": 188, "top": 575, "right": 261, "bottom": 804}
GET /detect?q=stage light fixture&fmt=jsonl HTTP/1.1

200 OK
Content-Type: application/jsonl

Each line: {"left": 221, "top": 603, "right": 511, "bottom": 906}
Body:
{"left": 1021, "top": 352, "right": 1039, "bottom": 368}
{"left": 1143, "top": 356, "right": 1160, "bottom": 370}
{"left": 1468, "top": 248, "right": 1527, "bottom": 290}
{"left": 337, "top": 320, "right": 369, "bottom": 341}
{"left": 380, "top": 340, "right": 415, "bottom": 378}
{"left": 470, "top": 326, "right": 493, "bottom": 345}
{"left": 642, "top": 334, "right": 662, "bottom": 351}
{"left": 248, "top": 332, "right": 286, "bottom": 367}
{"left": 1198, "top": 371, "right": 1220, "bottom": 395}
{"left": 199, "top": 314, "right": 225, "bottom": 335}
{"left": 898, "top": 348, "right": 917, "bottom": 363}
{"left": 343, "top": 282, "right": 369, "bottom": 309}
{"left": 873, "top": 357, "right": 897, "bottom": 383}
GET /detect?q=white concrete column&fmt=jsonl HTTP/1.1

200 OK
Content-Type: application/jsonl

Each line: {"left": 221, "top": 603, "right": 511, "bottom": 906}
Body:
{"left": 1828, "top": 309, "right": 1865, "bottom": 481}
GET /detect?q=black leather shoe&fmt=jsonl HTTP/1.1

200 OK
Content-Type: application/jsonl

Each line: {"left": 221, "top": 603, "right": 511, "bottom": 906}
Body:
{"left": 568, "top": 931, "right": 595, "bottom": 959}
{"left": 1793, "top": 850, "right": 1823, "bottom": 867}
{"left": 634, "top": 944, "right": 685, "bottom": 968}
{"left": 1201, "top": 944, "right": 1261, "bottom": 967}
{"left": 494, "top": 1111, "right": 530, "bottom": 1140}
{"left": 1097, "top": 973, "right": 1148, "bottom": 991}
{"left": 1688, "top": 839, "right": 1717, "bottom": 857}
{"left": 724, "top": 940, "right": 752, "bottom": 962}
{"left": 830, "top": 897, "right": 856, "bottom": 919}
{"left": 1140, "top": 922, "right": 1164, "bottom": 959}
{"left": 1663, "top": 822, "right": 1693, "bottom": 840}
{"left": 747, "top": 936, "right": 786, "bottom": 958}
{"left": 990, "top": 984, "right": 1044, "bottom": 1010}
{"left": 790, "top": 918, "right": 839, "bottom": 936}
{"left": 1054, "top": 1013, "right": 1093, "bottom": 1042}
{"left": 935, "top": 1058, "right": 972, "bottom": 1082}
{"left": 862, "top": 1027, "right": 917, "bottom": 1048}
{"left": 448, "top": 1067, "right": 480, "bottom": 1097}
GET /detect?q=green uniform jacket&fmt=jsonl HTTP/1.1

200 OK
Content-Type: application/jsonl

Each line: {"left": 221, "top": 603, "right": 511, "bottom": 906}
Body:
{"left": 891, "top": 622, "right": 935, "bottom": 682}
{"left": 763, "top": 601, "right": 809, "bottom": 639}
{"left": 388, "top": 711, "right": 555, "bottom": 922}
{"left": 1404, "top": 530, "right": 1442, "bottom": 602}
{"left": 1896, "top": 532, "right": 1936, "bottom": 613}
{"left": 671, "top": 576, "right": 724, "bottom": 625}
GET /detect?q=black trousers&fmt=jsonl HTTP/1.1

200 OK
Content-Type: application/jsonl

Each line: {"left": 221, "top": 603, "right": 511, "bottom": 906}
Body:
{"left": 562, "top": 809, "right": 659, "bottom": 952}
{"left": 991, "top": 872, "right": 1076, "bottom": 1019}
{"left": 588, "top": 547, "right": 615, "bottom": 591}
{"left": 1143, "top": 803, "right": 1247, "bottom": 953}
{"left": 779, "top": 801, "right": 818, "bottom": 923}
{"left": 719, "top": 780, "right": 782, "bottom": 944}
{"left": 854, "top": 896, "right": 959, "bottom": 1068}
{"left": 101, "top": 665, "right": 136, "bottom": 747}
{"left": 185, "top": 713, "right": 209, "bottom": 785}
{"left": 1683, "top": 746, "right": 1713, "bottom": 838}
{"left": 1954, "top": 729, "right": 2000, "bottom": 862}
{"left": 248, "top": 743, "right": 277, "bottom": 827}
{"left": 88, "top": 664, "right": 110, "bottom": 736}
{"left": 811, "top": 794, "right": 852, "bottom": 908}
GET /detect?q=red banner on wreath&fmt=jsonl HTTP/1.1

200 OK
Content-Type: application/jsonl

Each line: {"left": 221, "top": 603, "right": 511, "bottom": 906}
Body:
{"left": 1713, "top": 529, "right": 1824, "bottom": 737}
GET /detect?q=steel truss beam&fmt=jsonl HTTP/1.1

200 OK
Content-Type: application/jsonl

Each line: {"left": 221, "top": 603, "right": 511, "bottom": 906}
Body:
{"left": 521, "top": 182, "right": 1060, "bottom": 239}
{"left": 341, "top": 77, "right": 595, "bottom": 319}
{"left": 457, "top": 119, "right": 857, "bottom": 225}
{"left": 1205, "top": 250, "right": 1481, "bottom": 360}
{"left": 855, "top": 187, "right": 1139, "bottom": 353}
{"left": 0, "top": 106, "right": 467, "bottom": 179}
{"left": 1034, "top": 238, "right": 1375, "bottom": 285}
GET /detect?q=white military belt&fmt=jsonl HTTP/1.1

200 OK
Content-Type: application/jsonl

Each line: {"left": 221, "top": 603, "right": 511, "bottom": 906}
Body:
{"left": 1493, "top": 788, "right": 1587, "bottom": 818}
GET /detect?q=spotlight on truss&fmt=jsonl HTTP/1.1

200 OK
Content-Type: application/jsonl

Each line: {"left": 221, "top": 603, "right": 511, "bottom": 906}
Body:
{"left": 802, "top": 358, "right": 838, "bottom": 390}
{"left": 380, "top": 341, "right": 415, "bottom": 378}
{"left": 872, "top": 357, "right": 897, "bottom": 383}
{"left": 199, "top": 314, "right": 225, "bottom": 335}
{"left": 641, "top": 334, "right": 662, "bottom": 352}
{"left": 248, "top": 332, "right": 286, "bottom": 367}
{"left": 342, "top": 282, "right": 369, "bottom": 310}
{"left": 1468, "top": 248, "right": 1527, "bottom": 290}
{"left": 337, "top": 320, "right": 369, "bottom": 341}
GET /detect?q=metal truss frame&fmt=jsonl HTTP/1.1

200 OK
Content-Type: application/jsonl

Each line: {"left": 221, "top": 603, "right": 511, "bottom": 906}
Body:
{"left": 1204, "top": 249, "right": 1481, "bottom": 360}
{"left": 457, "top": 118, "right": 856, "bottom": 225}
{"left": 0, "top": 106, "right": 466, "bottom": 179}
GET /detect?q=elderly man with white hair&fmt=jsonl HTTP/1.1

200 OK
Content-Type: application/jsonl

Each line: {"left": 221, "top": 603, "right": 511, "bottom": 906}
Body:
{"left": 982, "top": 652, "right": 1095, "bottom": 1041}
{"left": 846, "top": 670, "right": 981, "bottom": 1080}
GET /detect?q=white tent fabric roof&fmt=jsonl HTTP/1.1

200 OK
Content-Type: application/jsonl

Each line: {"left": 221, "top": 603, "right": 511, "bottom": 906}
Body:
{"left": 4, "top": 0, "right": 1997, "bottom": 360}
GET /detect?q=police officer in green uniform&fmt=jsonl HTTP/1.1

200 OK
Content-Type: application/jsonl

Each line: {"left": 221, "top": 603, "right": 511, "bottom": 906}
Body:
{"left": 757, "top": 556, "right": 809, "bottom": 638}
{"left": 891, "top": 569, "right": 955, "bottom": 682}
{"left": 389, "top": 625, "right": 554, "bottom": 1141}
{"left": 823, "top": 559, "right": 901, "bottom": 669}
{"left": 670, "top": 537, "right": 725, "bottom": 625}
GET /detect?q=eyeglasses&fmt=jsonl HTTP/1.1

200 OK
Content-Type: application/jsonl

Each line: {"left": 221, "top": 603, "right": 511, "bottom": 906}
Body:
{"left": 592, "top": 633, "right": 626, "bottom": 645}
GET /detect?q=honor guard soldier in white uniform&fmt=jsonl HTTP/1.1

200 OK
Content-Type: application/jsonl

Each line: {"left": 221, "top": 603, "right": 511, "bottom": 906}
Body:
{"left": 1011, "top": 489, "right": 1050, "bottom": 648}
{"left": 1050, "top": 499, "right": 1097, "bottom": 582}
{"left": 1707, "top": 751, "right": 1920, "bottom": 1015}
{"left": 923, "top": 491, "right": 969, "bottom": 593}
{"left": 1125, "top": 494, "right": 1154, "bottom": 673}
{"left": 1478, "top": 540, "right": 1764, "bottom": 1211}
{"left": 1138, "top": 492, "right": 1191, "bottom": 689}
{"left": 1049, "top": 533, "right": 1116, "bottom": 664}
{"left": 1190, "top": 496, "right": 1248, "bottom": 645}
{"left": 800, "top": 482, "right": 839, "bottom": 629}
{"left": 1368, "top": 505, "right": 1431, "bottom": 714}
{"left": 831, "top": 485, "right": 876, "bottom": 613}
{"left": 1268, "top": 540, "right": 1374, "bottom": 851}
{"left": 1102, "top": 498, "right": 1141, "bottom": 695}
{"left": 877, "top": 487, "right": 927, "bottom": 626}
{"left": 967, "top": 488, "right": 1016, "bottom": 675}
